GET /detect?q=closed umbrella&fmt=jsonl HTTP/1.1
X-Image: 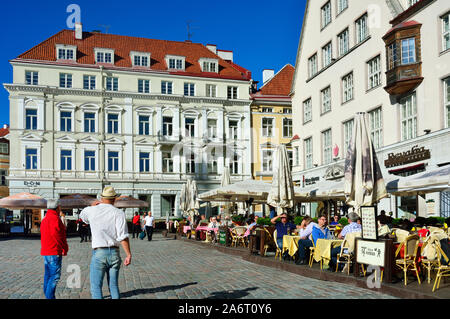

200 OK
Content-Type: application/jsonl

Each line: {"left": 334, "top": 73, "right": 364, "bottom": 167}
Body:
{"left": 267, "top": 144, "right": 294, "bottom": 216}
{"left": 114, "top": 196, "right": 149, "bottom": 209}
{"left": 180, "top": 181, "right": 190, "bottom": 217}
{"left": 344, "top": 112, "right": 387, "bottom": 214}
{"left": 0, "top": 192, "right": 47, "bottom": 210}
{"left": 60, "top": 194, "right": 97, "bottom": 209}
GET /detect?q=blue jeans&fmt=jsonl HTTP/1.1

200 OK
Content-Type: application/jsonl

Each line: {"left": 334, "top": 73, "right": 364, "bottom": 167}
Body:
{"left": 43, "top": 255, "right": 62, "bottom": 299}
{"left": 297, "top": 239, "right": 314, "bottom": 261}
{"left": 90, "top": 248, "right": 122, "bottom": 299}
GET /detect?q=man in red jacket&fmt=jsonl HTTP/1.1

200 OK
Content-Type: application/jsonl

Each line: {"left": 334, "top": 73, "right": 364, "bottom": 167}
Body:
{"left": 40, "top": 199, "right": 69, "bottom": 299}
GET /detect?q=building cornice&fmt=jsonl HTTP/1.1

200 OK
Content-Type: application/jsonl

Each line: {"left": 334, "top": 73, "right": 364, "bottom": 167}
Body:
{"left": 3, "top": 83, "right": 252, "bottom": 106}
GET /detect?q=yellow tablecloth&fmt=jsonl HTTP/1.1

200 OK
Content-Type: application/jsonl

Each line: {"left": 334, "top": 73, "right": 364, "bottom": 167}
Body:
{"left": 282, "top": 235, "right": 301, "bottom": 257}
{"left": 313, "top": 239, "right": 343, "bottom": 265}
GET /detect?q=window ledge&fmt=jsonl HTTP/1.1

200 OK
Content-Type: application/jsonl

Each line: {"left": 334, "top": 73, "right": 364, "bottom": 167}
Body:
{"left": 439, "top": 48, "right": 450, "bottom": 57}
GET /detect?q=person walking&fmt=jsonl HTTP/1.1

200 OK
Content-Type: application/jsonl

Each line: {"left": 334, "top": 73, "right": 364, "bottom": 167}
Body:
{"left": 77, "top": 217, "right": 89, "bottom": 243}
{"left": 144, "top": 211, "right": 155, "bottom": 241}
{"left": 79, "top": 186, "right": 132, "bottom": 299}
{"left": 132, "top": 212, "right": 141, "bottom": 239}
{"left": 40, "top": 199, "right": 69, "bottom": 299}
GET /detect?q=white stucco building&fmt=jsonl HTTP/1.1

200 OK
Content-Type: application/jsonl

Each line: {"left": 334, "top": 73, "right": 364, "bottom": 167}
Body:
{"left": 3, "top": 26, "right": 253, "bottom": 223}
{"left": 291, "top": 0, "right": 450, "bottom": 218}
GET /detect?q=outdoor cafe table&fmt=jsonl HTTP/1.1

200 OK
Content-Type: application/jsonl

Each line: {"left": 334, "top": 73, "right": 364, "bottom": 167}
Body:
{"left": 313, "top": 239, "right": 343, "bottom": 267}
{"left": 283, "top": 235, "right": 301, "bottom": 257}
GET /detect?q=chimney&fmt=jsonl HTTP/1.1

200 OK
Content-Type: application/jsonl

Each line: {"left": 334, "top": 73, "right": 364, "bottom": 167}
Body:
{"left": 206, "top": 44, "right": 217, "bottom": 54}
{"left": 3, "top": 124, "right": 8, "bottom": 129}
{"left": 217, "top": 50, "right": 233, "bottom": 62}
{"left": 75, "top": 22, "right": 83, "bottom": 40}
{"left": 263, "top": 69, "right": 275, "bottom": 85}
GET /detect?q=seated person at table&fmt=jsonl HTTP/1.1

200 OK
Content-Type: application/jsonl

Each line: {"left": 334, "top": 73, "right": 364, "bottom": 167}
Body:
{"left": 297, "top": 216, "right": 317, "bottom": 240}
{"left": 296, "top": 215, "right": 330, "bottom": 265}
{"left": 207, "top": 217, "right": 219, "bottom": 242}
{"left": 378, "top": 215, "right": 393, "bottom": 239}
{"left": 271, "top": 213, "right": 297, "bottom": 250}
{"left": 329, "top": 213, "right": 361, "bottom": 271}
{"left": 330, "top": 215, "right": 341, "bottom": 226}
{"left": 244, "top": 215, "right": 259, "bottom": 237}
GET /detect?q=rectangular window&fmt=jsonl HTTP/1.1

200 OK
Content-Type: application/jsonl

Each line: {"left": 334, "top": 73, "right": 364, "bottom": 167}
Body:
{"left": 83, "top": 75, "right": 96, "bottom": 90}
{"left": 305, "top": 138, "right": 313, "bottom": 170}
{"left": 229, "top": 120, "right": 238, "bottom": 139}
{"left": 161, "top": 81, "right": 173, "bottom": 94}
{"left": 84, "top": 113, "right": 96, "bottom": 133}
{"left": 25, "top": 148, "right": 38, "bottom": 170}
{"left": 139, "top": 152, "right": 151, "bottom": 173}
{"left": 387, "top": 43, "right": 397, "bottom": 70}
{"left": 60, "top": 111, "right": 72, "bottom": 132}
{"left": 186, "top": 153, "right": 195, "bottom": 174}
{"left": 202, "top": 61, "right": 217, "bottom": 72}
{"left": 321, "top": 86, "right": 331, "bottom": 114}
{"left": 287, "top": 150, "right": 293, "bottom": 170}
{"left": 283, "top": 108, "right": 292, "bottom": 114}
{"left": 230, "top": 153, "right": 239, "bottom": 175}
{"left": 321, "top": 1, "right": 332, "bottom": 28}
{"left": 60, "top": 150, "right": 72, "bottom": 171}
{"left": 283, "top": 118, "right": 293, "bottom": 138}
{"left": 25, "top": 109, "right": 38, "bottom": 130}
{"left": 401, "top": 38, "right": 416, "bottom": 65}
{"left": 262, "top": 150, "right": 273, "bottom": 172}
{"left": 25, "top": 71, "right": 38, "bottom": 85}
{"left": 139, "top": 115, "right": 150, "bottom": 135}
{"left": 185, "top": 118, "right": 195, "bottom": 137}
{"left": 303, "top": 98, "right": 312, "bottom": 123}
{"left": 338, "top": 28, "right": 349, "bottom": 57}
{"left": 108, "top": 151, "right": 119, "bottom": 172}
{"left": 59, "top": 73, "right": 72, "bottom": 88}
{"left": 58, "top": 48, "right": 74, "bottom": 60}
{"left": 295, "top": 147, "right": 300, "bottom": 166}
{"left": 443, "top": 13, "right": 450, "bottom": 52}
{"left": 400, "top": 93, "right": 417, "bottom": 141}
{"left": 337, "top": 0, "right": 348, "bottom": 14}
{"left": 308, "top": 54, "right": 318, "bottom": 78}
{"left": 262, "top": 118, "right": 274, "bottom": 137}
{"left": 408, "top": 0, "right": 419, "bottom": 7}
{"left": 84, "top": 150, "right": 96, "bottom": 171}
{"left": 444, "top": 77, "right": 450, "bottom": 128}
{"left": 0, "top": 170, "right": 7, "bottom": 186}
{"left": 107, "top": 114, "right": 119, "bottom": 134}
{"left": 261, "top": 107, "right": 273, "bottom": 113}
{"left": 208, "top": 119, "right": 217, "bottom": 138}
{"left": 208, "top": 151, "right": 218, "bottom": 174}
{"left": 356, "top": 14, "right": 369, "bottom": 44}
{"left": 322, "top": 129, "right": 332, "bottom": 165}
{"left": 162, "top": 151, "right": 173, "bottom": 173}
{"left": 227, "top": 86, "right": 238, "bottom": 99}
{"left": 134, "top": 55, "right": 149, "bottom": 67}
{"left": 97, "top": 51, "right": 112, "bottom": 64}
{"left": 206, "top": 84, "right": 217, "bottom": 97}
{"left": 369, "top": 107, "right": 383, "bottom": 149}
{"left": 184, "top": 83, "right": 195, "bottom": 96}
{"left": 322, "top": 42, "right": 333, "bottom": 68}
{"left": 343, "top": 119, "right": 354, "bottom": 150}
{"left": 163, "top": 117, "right": 173, "bottom": 136}
{"left": 367, "top": 55, "right": 381, "bottom": 90}
{"left": 342, "top": 72, "right": 354, "bottom": 103}
{"left": 106, "top": 77, "right": 118, "bottom": 91}
{"left": 168, "top": 58, "right": 184, "bottom": 70}
{"left": 138, "top": 79, "right": 150, "bottom": 93}
{"left": 0, "top": 143, "right": 8, "bottom": 154}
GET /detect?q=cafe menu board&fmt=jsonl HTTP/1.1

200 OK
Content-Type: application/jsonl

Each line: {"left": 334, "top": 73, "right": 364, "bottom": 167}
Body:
{"left": 360, "top": 206, "right": 378, "bottom": 241}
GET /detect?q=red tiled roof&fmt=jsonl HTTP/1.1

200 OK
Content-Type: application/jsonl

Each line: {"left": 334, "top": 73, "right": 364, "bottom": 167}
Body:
{"left": 254, "top": 64, "right": 295, "bottom": 97}
{"left": 384, "top": 20, "right": 421, "bottom": 39}
{"left": 0, "top": 127, "right": 9, "bottom": 137}
{"left": 15, "top": 30, "right": 251, "bottom": 81}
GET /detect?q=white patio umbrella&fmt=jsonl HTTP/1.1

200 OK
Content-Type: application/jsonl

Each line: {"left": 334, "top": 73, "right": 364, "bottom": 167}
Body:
{"left": 267, "top": 144, "right": 295, "bottom": 216}
{"left": 180, "top": 180, "right": 191, "bottom": 219}
{"left": 344, "top": 112, "right": 388, "bottom": 214}
{"left": 188, "top": 179, "right": 200, "bottom": 222}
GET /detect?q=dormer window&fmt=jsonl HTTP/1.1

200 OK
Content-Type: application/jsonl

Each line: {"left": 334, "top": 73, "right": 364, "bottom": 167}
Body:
{"left": 95, "top": 48, "right": 114, "bottom": 64}
{"left": 165, "top": 55, "right": 185, "bottom": 70}
{"left": 56, "top": 45, "right": 77, "bottom": 61}
{"left": 199, "top": 58, "right": 218, "bottom": 73}
{"left": 131, "top": 51, "right": 151, "bottom": 67}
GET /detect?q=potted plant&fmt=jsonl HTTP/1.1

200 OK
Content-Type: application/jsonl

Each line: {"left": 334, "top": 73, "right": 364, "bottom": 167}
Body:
{"left": 231, "top": 215, "right": 245, "bottom": 226}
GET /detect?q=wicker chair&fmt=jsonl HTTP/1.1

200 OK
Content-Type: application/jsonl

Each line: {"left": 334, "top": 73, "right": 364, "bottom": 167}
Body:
{"left": 395, "top": 234, "right": 421, "bottom": 286}
{"left": 273, "top": 229, "right": 283, "bottom": 260}
{"left": 309, "top": 235, "right": 321, "bottom": 268}
{"left": 432, "top": 241, "right": 450, "bottom": 292}
{"left": 336, "top": 232, "right": 361, "bottom": 275}
{"left": 230, "top": 226, "right": 247, "bottom": 248}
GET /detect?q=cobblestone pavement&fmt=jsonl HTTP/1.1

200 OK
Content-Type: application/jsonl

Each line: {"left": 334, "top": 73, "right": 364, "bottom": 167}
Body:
{"left": 0, "top": 234, "right": 397, "bottom": 299}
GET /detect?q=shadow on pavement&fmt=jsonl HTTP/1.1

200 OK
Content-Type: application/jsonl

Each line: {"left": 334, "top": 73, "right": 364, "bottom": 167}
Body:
{"left": 120, "top": 282, "right": 198, "bottom": 298}
{"left": 206, "top": 287, "right": 258, "bottom": 299}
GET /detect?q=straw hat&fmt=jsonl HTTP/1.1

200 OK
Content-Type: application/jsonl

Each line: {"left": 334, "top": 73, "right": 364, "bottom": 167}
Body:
{"left": 101, "top": 186, "right": 119, "bottom": 199}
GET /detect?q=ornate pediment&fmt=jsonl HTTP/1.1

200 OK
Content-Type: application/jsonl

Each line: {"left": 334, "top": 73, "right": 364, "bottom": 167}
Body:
{"left": 324, "top": 164, "right": 344, "bottom": 180}
{"left": 55, "top": 135, "right": 77, "bottom": 143}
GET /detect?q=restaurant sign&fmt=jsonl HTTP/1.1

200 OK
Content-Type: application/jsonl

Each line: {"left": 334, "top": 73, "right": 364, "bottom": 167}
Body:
{"left": 356, "top": 240, "right": 385, "bottom": 267}
{"left": 384, "top": 145, "right": 430, "bottom": 168}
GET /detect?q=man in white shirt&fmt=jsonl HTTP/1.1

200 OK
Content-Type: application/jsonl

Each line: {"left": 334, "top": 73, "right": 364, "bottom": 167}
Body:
{"left": 80, "top": 186, "right": 131, "bottom": 299}
{"left": 144, "top": 211, "right": 155, "bottom": 241}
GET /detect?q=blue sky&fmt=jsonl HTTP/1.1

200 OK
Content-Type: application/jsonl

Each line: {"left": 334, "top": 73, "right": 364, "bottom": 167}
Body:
{"left": 0, "top": 0, "right": 306, "bottom": 126}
